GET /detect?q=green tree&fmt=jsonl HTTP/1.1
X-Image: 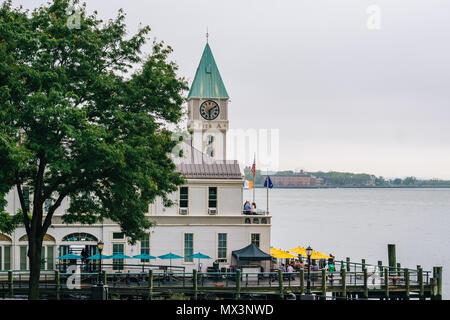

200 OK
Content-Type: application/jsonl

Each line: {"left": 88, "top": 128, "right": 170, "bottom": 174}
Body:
{"left": 0, "top": 0, "right": 186, "bottom": 299}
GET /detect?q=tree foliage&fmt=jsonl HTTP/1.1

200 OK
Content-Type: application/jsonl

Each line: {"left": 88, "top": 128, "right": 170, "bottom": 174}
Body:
{"left": 0, "top": 0, "right": 187, "bottom": 298}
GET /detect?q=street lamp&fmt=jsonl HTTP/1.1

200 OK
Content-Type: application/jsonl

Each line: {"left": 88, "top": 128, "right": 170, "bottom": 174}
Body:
{"left": 97, "top": 241, "right": 104, "bottom": 286}
{"left": 306, "top": 246, "right": 313, "bottom": 295}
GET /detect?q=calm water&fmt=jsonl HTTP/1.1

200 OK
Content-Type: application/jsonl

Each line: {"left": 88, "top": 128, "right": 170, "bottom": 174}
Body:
{"left": 244, "top": 188, "right": 450, "bottom": 298}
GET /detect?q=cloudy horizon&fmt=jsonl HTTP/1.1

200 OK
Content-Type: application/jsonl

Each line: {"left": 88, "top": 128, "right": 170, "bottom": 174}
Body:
{"left": 14, "top": 0, "right": 450, "bottom": 179}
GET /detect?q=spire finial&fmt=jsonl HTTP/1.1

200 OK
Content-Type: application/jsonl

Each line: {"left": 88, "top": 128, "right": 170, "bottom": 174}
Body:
{"left": 206, "top": 27, "right": 209, "bottom": 43}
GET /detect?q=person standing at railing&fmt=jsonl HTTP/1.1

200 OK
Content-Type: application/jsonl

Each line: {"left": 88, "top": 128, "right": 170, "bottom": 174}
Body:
{"left": 328, "top": 261, "right": 336, "bottom": 284}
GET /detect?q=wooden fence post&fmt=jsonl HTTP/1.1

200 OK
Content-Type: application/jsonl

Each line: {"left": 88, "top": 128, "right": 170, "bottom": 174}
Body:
{"left": 8, "top": 271, "right": 13, "bottom": 298}
{"left": 278, "top": 269, "right": 284, "bottom": 300}
{"left": 384, "top": 268, "right": 389, "bottom": 300}
{"left": 299, "top": 269, "right": 304, "bottom": 295}
{"left": 434, "top": 266, "right": 442, "bottom": 300}
{"left": 418, "top": 268, "right": 424, "bottom": 300}
{"left": 378, "top": 261, "right": 383, "bottom": 276}
{"left": 148, "top": 270, "right": 153, "bottom": 300}
{"left": 346, "top": 257, "right": 350, "bottom": 272}
{"left": 235, "top": 269, "right": 241, "bottom": 300}
{"left": 321, "top": 268, "right": 326, "bottom": 300}
{"left": 55, "top": 270, "right": 60, "bottom": 300}
{"left": 193, "top": 269, "right": 198, "bottom": 300}
{"left": 404, "top": 268, "right": 410, "bottom": 300}
{"left": 363, "top": 268, "right": 368, "bottom": 299}
{"left": 102, "top": 270, "right": 107, "bottom": 285}
{"left": 341, "top": 268, "right": 346, "bottom": 299}
{"left": 361, "top": 259, "right": 366, "bottom": 271}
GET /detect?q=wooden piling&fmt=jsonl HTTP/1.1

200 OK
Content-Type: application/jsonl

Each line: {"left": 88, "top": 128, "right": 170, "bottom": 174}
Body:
{"left": 363, "top": 268, "right": 368, "bottom": 299}
{"left": 321, "top": 268, "right": 326, "bottom": 300}
{"left": 388, "top": 244, "right": 396, "bottom": 275}
{"left": 341, "top": 268, "right": 346, "bottom": 298}
{"left": 278, "top": 269, "right": 284, "bottom": 300}
{"left": 193, "top": 269, "right": 198, "bottom": 300}
{"left": 102, "top": 270, "right": 107, "bottom": 285}
{"left": 434, "top": 266, "right": 442, "bottom": 300}
{"left": 418, "top": 268, "right": 424, "bottom": 300}
{"left": 346, "top": 257, "right": 350, "bottom": 272}
{"left": 235, "top": 269, "right": 241, "bottom": 300}
{"left": 8, "top": 271, "right": 13, "bottom": 298}
{"left": 403, "top": 268, "right": 410, "bottom": 300}
{"left": 378, "top": 261, "right": 383, "bottom": 276}
{"left": 299, "top": 269, "right": 304, "bottom": 294}
{"left": 55, "top": 271, "right": 60, "bottom": 300}
{"left": 148, "top": 270, "right": 153, "bottom": 300}
{"left": 384, "top": 268, "right": 389, "bottom": 300}
{"left": 430, "top": 278, "right": 436, "bottom": 300}
{"left": 361, "top": 259, "right": 366, "bottom": 271}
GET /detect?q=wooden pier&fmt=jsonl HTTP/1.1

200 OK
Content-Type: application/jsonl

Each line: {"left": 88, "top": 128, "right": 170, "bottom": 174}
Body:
{"left": 0, "top": 245, "right": 442, "bottom": 300}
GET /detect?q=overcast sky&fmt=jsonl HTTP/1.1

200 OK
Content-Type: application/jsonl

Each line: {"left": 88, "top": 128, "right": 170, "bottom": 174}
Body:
{"left": 15, "top": 0, "right": 450, "bottom": 179}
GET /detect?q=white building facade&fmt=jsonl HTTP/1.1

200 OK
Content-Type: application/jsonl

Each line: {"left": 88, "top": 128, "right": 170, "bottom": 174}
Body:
{"left": 0, "top": 42, "right": 271, "bottom": 273}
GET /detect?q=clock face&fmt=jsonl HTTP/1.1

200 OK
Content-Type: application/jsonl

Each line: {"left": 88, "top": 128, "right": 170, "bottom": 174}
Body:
{"left": 200, "top": 100, "right": 220, "bottom": 120}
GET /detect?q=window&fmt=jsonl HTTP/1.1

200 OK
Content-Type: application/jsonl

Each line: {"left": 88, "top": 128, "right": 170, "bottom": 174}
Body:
{"left": 217, "top": 233, "right": 227, "bottom": 263}
{"left": 208, "top": 187, "right": 217, "bottom": 208}
{"left": 179, "top": 187, "right": 188, "bottom": 208}
{"left": 1, "top": 246, "right": 11, "bottom": 271}
{"left": 47, "top": 246, "right": 54, "bottom": 270}
{"left": 23, "top": 187, "right": 30, "bottom": 212}
{"left": 20, "top": 246, "right": 27, "bottom": 270}
{"left": 184, "top": 233, "right": 194, "bottom": 263}
{"left": 113, "top": 243, "right": 124, "bottom": 270}
{"left": 62, "top": 233, "right": 98, "bottom": 242}
{"left": 251, "top": 233, "right": 260, "bottom": 248}
{"left": 112, "top": 232, "right": 124, "bottom": 240}
{"left": 140, "top": 234, "right": 150, "bottom": 263}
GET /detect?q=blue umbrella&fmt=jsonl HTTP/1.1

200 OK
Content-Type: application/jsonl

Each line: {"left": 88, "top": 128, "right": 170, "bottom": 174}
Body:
{"left": 133, "top": 254, "right": 157, "bottom": 272}
{"left": 133, "top": 254, "right": 157, "bottom": 260}
{"left": 87, "top": 253, "right": 112, "bottom": 260}
{"left": 56, "top": 253, "right": 83, "bottom": 260}
{"left": 109, "top": 253, "right": 133, "bottom": 259}
{"left": 158, "top": 252, "right": 183, "bottom": 268}
{"left": 187, "top": 252, "right": 212, "bottom": 271}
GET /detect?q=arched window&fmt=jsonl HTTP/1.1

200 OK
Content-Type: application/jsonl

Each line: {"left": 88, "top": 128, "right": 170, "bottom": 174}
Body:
{"left": 62, "top": 233, "right": 98, "bottom": 242}
{"left": 0, "top": 234, "right": 12, "bottom": 271}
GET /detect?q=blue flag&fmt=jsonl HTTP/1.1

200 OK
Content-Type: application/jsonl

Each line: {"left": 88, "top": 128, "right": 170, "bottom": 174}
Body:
{"left": 264, "top": 176, "right": 273, "bottom": 188}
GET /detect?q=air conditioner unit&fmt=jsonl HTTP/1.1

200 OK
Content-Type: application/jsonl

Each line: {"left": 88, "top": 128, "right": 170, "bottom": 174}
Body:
{"left": 179, "top": 208, "right": 188, "bottom": 215}
{"left": 208, "top": 208, "right": 217, "bottom": 215}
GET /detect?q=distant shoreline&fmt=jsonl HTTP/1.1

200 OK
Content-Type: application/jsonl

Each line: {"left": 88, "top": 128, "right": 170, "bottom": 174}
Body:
{"left": 253, "top": 185, "right": 450, "bottom": 189}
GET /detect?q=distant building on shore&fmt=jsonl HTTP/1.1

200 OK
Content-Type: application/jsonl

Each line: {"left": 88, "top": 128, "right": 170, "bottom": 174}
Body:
{"left": 265, "top": 170, "right": 324, "bottom": 187}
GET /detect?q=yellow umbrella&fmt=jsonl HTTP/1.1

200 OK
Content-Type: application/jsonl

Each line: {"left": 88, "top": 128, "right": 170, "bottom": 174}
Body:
{"left": 288, "top": 246, "right": 332, "bottom": 260}
{"left": 270, "top": 248, "right": 296, "bottom": 259}
{"left": 289, "top": 246, "right": 307, "bottom": 256}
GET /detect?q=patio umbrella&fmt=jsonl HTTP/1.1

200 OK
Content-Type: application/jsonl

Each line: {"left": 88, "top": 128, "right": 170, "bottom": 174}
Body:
{"left": 109, "top": 253, "right": 133, "bottom": 259}
{"left": 186, "top": 252, "right": 212, "bottom": 271}
{"left": 270, "top": 248, "right": 296, "bottom": 259}
{"left": 133, "top": 254, "right": 157, "bottom": 260}
{"left": 56, "top": 253, "right": 83, "bottom": 260}
{"left": 288, "top": 247, "right": 332, "bottom": 260}
{"left": 158, "top": 252, "right": 183, "bottom": 268}
{"left": 133, "top": 254, "right": 157, "bottom": 272}
{"left": 86, "top": 253, "right": 112, "bottom": 260}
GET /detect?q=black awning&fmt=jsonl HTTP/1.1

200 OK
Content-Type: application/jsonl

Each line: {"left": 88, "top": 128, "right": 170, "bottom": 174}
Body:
{"left": 231, "top": 243, "right": 272, "bottom": 261}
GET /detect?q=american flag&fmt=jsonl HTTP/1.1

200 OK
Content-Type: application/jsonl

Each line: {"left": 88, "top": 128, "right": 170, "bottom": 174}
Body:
{"left": 251, "top": 155, "right": 256, "bottom": 177}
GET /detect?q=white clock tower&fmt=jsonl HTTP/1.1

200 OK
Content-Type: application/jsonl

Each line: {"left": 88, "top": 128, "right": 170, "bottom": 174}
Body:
{"left": 187, "top": 42, "right": 229, "bottom": 161}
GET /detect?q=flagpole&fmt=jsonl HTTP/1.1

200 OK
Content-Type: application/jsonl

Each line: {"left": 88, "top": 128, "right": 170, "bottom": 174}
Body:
{"left": 266, "top": 169, "right": 269, "bottom": 216}
{"left": 252, "top": 153, "right": 255, "bottom": 204}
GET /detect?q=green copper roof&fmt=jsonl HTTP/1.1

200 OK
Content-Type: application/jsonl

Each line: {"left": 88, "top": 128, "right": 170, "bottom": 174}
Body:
{"left": 188, "top": 43, "right": 229, "bottom": 99}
